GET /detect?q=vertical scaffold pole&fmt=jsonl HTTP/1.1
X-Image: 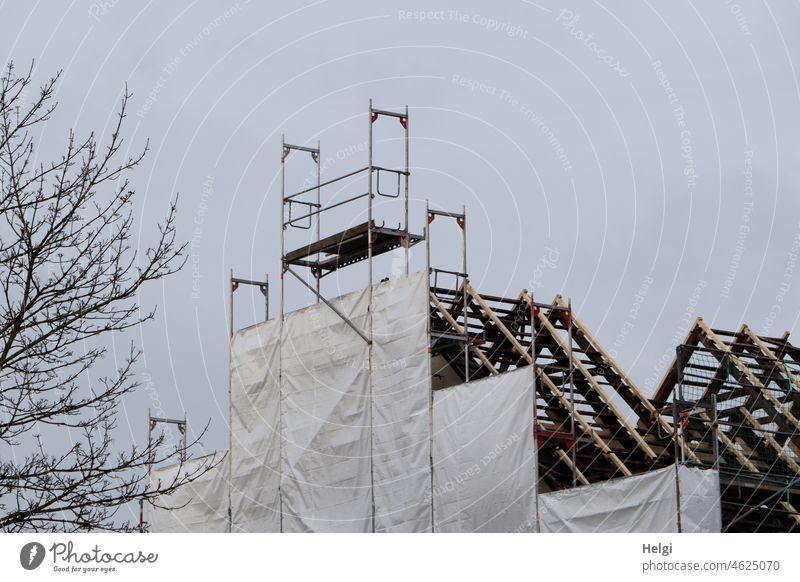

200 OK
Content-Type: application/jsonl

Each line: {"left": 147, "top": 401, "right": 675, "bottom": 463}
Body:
{"left": 229, "top": 269, "right": 234, "bottom": 337}
{"left": 426, "top": 200, "right": 431, "bottom": 280}
{"left": 404, "top": 105, "right": 410, "bottom": 276}
{"left": 368, "top": 100, "right": 374, "bottom": 290}
{"left": 280, "top": 134, "right": 286, "bottom": 320}
{"left": 181, "top": 413, "right": 188, "bottom": 459}
{"left": 568, "top": 297, "right": 577, "bottom": 488}
{"left": 711, "top": 394, "right": 720, "bottom": 472}
{"left": 278, "top": 135, "right": 286, "bottom": 533}
{"left": 228, "top": 268, "right": 233, "bottom": 533}
{"left": 425, "top": 199, "right": 434, "bottom": 532}
{"left": 146, "top": 408, "right": 152, "bottom": 467}
{"left": 315, "top": 140, "right": 321, "bottom": 302}
{"left": 462, "top": 206, "right": 468, "bottom": 382}
{"left": 531, "top": 293, "right": 540, "bottom": 533}
{"left": 673, "top": 345, "right": 684, "bottom": 532}
{"left": 145, "top": 408, "right": 151, "bottom": 533}
{"left": 367, "top": 100, "right": 376, "bottom": 532}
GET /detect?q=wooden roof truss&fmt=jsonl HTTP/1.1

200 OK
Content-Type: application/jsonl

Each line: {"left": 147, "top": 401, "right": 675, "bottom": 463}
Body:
{"left": 652, "top": 318, "right": 800, "bottom": 532}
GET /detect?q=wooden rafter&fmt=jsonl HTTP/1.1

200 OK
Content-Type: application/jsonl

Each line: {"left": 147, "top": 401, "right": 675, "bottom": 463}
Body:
{"left": 652, "top": 317, "right": 800, "bottom": 530}
{"left": 430, "top": 291, "right": 497, "bottom": 376}
{"left": 427, "top": 282, "right": 800, "bottom": 531}
{"left": 524, "top": 293, "right": 658, "bottom": 461}
{"left": 555, "top": 448, "right": 590, "bottom": 486}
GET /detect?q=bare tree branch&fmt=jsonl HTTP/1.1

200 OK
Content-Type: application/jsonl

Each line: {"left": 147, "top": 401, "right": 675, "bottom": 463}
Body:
{"left": 0, "top": 61, "right": 215, "bottom": 533}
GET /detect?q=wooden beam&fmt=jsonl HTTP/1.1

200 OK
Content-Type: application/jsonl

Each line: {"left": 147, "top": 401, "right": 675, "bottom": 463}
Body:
{"left": 652, "top": 319, "right": 704, "bottom": 402}
{"left": 738, "top": 407, "right": 800, "bottom": 474}
{"left": 530, "top": 298, "right": 658, "bottom": 460}
{"left": 430, "top": 292, "right": 498, "bottom": 375}
{"left": 466, "top": 284, "right": 532, "bottom": 365}
{"left": 549, "top": 295, "right": 701, "bottom": 463}
{"left": 741, "top": 325, "right": 800, "bottom": 395}
{"left": 538, "top": 369, "right": 632, "bottom": 477}
{"left": 463, "top": 285, "right": 633, "bottom": 473}
{"left": 555, "top": 448, "right": 590, "bottom": 486}
{"left": 553, "top": 295, "right": 655, "bottom": 412}
{"left": 710, "top": 413, "right": 760, "bottom": 472}
{"left": 699, "top": 320, "right": 800, "bottom": 435}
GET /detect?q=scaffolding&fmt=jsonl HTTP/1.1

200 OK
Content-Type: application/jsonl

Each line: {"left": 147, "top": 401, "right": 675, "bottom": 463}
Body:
{"left": 139, "top": 100, "right": 737, "bottom": 533}
{"left": 228, "top": 272, "right": 269, "bottom": 335}
{"left": 268, "top": 101, "right": 685, "bottom": 524}
{"left": 425, "top": 252, "right": 685, "bottom": 496}
{"left": 280, "top": 100, "right": 422, "bottom": 328}
{"left": 274, "top": 99, "right": 691, "bottom": 498}
{"left": 143, "top": 411, "right": 188, "bottom": 532}
{"left": 653, "top": 319, "right": 800, "bottom": 532}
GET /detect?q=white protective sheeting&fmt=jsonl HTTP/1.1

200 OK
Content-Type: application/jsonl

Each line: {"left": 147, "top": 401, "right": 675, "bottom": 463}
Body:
{"left": 148, "top": 454, "right": 228, "bottom": 533}
{"left": 539, "top": 465, "right": 721, "bottom": 533}
{"left": 432, "top": 367, "right": 535, "bottom": 532}
{"left": 280, "top": 287, "right": 372, "bottom": 532}
{"left": 371, "top": 271, "right": 432, "bottom": 532}
{"left": 676, "top": 464, "right": 723, "bottom": 533}
{"left": 155, "top": 271, "right": 725, "bottom": 533}
{"left": 230, "top": 319, "right": 281, "bottom": 532}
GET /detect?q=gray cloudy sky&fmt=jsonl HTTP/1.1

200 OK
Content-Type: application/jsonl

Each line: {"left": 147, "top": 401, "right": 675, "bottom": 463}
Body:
{"left": 3, "top": 1, "right": 800, "bottom": 471}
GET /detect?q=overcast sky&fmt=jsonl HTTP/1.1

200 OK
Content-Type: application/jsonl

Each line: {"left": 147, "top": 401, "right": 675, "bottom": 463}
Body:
{"left": 3, "top": 1, "right": 800, "bottom": 474}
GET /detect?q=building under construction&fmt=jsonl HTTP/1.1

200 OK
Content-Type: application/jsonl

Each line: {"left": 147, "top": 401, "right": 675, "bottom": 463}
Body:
{"left": 147, "top": 103, "right": 800, "bottom": 533}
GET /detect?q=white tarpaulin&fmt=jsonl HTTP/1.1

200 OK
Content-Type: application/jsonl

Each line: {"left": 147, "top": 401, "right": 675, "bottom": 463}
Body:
{"left": 676, "top": 464, "right": 723, "bottom": 533}
{"left": 540, "top": 464, "right": 721, "bottom": 533}
{"left": 225, "top": 272, "right": 432, "bottom": 532}
{"left": 280, "top": 286, "right": 372, "bottom": 532}
{"left": 371, "top": 271, "right": 432, "bottom": 532}
{"left": 154, "top": 270, "right": 725, "bottom": 534}
{"left": 432, "top": 367, "right": 535, "bottom": 532}
{"left": 230, "top": 319, "right": 281, "bottom": 532}
{"left": 148, "top": 454, "right": 228, "bottom": 533}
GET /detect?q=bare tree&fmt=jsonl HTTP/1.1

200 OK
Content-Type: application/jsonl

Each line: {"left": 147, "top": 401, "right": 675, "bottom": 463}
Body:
{"left": 0, "top": 62, "right": 217, "bottom": 532}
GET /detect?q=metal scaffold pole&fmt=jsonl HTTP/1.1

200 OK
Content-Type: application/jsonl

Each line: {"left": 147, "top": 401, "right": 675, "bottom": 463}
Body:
{"left": 711, "top": 394, "right": 720, "bottom": 472}
{"left": 279, "top": 134, "right": 285, "bottom": 534}
{"left": 278, "top": 135, "right": 322, "bottom": 529}
{"left": 228, "top": 269, "right": 233, "bottom": 533}
{"left": 673, "top": 345, "right": 684, "bottom": 533}
{"left": 404, "top": 105, "right": 410, "bottom": 276}
{"left": 280, "top": 133, "right": 286, "bottom": 320}
{"left": 368, "top": 99, "right": 374, "bottom": 292}
{"left": 531, "top": 293, "right": 541, "bottom": 533}
{"left": 367, "top": 99, "right": 376, "bottom": 533}
{"left": 568, "top": 297, "right": 577, "bottom": 488}
{"left": 425, "top": 199, "right": 434, "bottom": 532}
{"left": 462, "top": 206, "right": 468, "bottom": 382}
{"left": 229, "top": 268, "right": 234, "bottom": 338}
{"left": 315, "top": 140, "right": 321, "bottom": 302}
